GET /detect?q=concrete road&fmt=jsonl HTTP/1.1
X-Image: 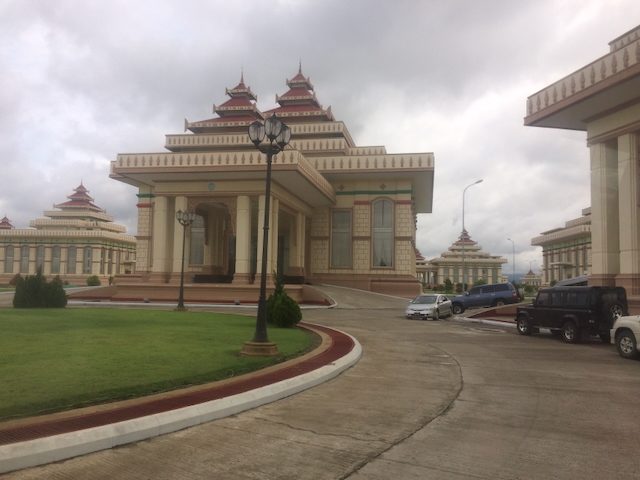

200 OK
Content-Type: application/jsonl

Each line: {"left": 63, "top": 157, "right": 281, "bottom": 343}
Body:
{"left": 3, "top": 285, "right": 639, "bottom": 479}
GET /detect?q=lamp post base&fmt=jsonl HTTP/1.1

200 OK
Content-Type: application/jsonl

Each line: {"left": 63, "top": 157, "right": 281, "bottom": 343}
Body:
{"left": 240, "top": 341, "right": 279, "bottom": 357}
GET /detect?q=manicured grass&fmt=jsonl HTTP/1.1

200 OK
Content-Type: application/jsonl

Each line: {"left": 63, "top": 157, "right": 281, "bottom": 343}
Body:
{"left": 0, "top": 308, "right": 316, "bottom": 421}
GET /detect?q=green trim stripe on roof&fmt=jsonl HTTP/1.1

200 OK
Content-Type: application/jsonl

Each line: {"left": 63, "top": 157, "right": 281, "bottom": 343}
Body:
{"left": 336, "top": 189, "right": 413, "bottom": 195}
{"left": 136, "top": 193, "right": 155, "bottom": 198}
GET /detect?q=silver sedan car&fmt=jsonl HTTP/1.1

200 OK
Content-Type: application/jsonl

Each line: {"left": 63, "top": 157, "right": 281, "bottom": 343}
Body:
{"left": 405, "top": 294, "right": 453, "bottom": 321}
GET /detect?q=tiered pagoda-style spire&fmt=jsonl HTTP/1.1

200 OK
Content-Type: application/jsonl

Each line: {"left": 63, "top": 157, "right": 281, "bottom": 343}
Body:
{"left": 454, "top": 229, "right": 478, "bottom": 247}
{"left": 263, "top": 64, "right": 334, "bottom": 122}
{"left": 54, "top": 183, "right": 104, "bottom": 213}
{"left": 186, "top": 73, "right": 264, "bottom": 133}
{"left": 0, "top": 216, "right": 13, "bottom": 230}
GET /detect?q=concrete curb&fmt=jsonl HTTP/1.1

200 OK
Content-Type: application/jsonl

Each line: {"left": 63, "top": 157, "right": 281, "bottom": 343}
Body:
{"left": 0, "top": 326, "right": 362, "bottom": 474}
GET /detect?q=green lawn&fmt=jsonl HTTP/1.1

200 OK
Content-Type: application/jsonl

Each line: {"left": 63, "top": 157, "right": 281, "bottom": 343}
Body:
{"left": 0, "top": 308, "right": 316, "bottom": 421}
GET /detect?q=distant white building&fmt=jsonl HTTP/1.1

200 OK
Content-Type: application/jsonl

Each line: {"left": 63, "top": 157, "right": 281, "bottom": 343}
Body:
{"left": 422, "top": 230, "right": 507, "bottom": 288}
{"left": 0, "top": 183, "right": 136, "bottom": 285}
{"left": 531, "top": 208, "right": 591, "bottom": 286}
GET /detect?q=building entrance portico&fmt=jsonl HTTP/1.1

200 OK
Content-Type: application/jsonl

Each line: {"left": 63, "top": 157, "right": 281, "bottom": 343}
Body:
{"left": 99, "top": 66, "right": 435, "bottom": 304}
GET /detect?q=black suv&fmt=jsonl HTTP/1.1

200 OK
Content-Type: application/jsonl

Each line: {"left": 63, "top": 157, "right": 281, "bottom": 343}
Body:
{"left": 515, "top": 286, "right": 628, "bottom": 343}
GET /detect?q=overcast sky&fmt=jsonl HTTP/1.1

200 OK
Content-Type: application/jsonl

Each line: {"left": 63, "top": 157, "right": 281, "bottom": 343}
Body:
{"left": 2, "top": 0, "right": 639, "bottom": 276}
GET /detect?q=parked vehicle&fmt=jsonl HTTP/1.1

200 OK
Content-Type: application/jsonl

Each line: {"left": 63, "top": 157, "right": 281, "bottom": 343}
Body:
{"left": 516, "top": 286, "right": 628, "bottom": 343}
{"left": 451, "top": 282, "right": 520, "bottom": 314}
{"left": 406, "top": 294, "right": 452, "bottom": 320}
{"left": 610, "top": 315, "right": 640, "bottom": 359}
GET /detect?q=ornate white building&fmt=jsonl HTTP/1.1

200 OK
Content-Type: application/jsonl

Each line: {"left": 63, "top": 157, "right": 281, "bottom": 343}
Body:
{"left": 0, "top": 184, "right": 136, "bottom": 285}
{"left": 525, "top": 24, "right": 640, "bottom": 310}
{"left": 531, "top": 208, "right": 591, "bottom": 285}
{"left": 107, "top": 67, "right": 435, "bottom": 302}
{"left": 423, "top": 230, "right": 507, "bottom": 288}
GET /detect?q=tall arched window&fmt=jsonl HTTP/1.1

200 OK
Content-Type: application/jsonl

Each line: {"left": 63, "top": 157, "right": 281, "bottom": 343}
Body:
{"left": 372, "top": 199, "right": 394, "bottom": 268}
{"left": 20, "top": 245, "right": 29, "bottom": 273}
{"left": 4, "top": 245, "right": 14, "bottom": 273}
{"left": 51, "top": 246, "right": 61, "bottom": 274}
{"left": 36, "top": 245, "right": 45, "bottom": 272}
{"left": 67, "top": 246, "right": 77, "bottom": 274}
{"left": 189, "top": 215, "right": 205, "bottom": 265}
{"left": 331, "top": 210, "right": 352, "bottom": 268}
{"left": 83, "top": 247, "right": 92, "bottom": 274}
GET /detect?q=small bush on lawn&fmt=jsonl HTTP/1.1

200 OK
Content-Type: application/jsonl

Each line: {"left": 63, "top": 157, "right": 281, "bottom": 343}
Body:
{"left": 13, "top": 269, "right": 67, "bottom": 308}
{"left": 266, "top": 273, "right": 302, "bottom": 328}
{"left": 86, "top": 275, "right": 101, "bottom": 286}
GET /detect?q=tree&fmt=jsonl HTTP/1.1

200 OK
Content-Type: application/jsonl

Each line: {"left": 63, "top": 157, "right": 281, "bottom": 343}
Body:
{"left": 266, "top": 272, "right": 302, "bottom": 328}
{"left": 13, "top": 269, "right": 67, "bottom": 308}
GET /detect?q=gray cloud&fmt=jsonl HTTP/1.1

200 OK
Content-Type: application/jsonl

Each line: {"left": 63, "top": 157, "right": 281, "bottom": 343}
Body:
{"left": 1, "top": 0, "right": 639, "bottom": 275}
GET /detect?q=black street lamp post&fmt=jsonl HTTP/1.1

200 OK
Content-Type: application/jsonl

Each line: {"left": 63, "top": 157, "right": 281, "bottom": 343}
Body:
{"left": 242, "top": 114, "right": 291, "bottom": 355}
{"left": 461, "top": 179, "right": 483, "bottom": 290}
{"left": 175, "top": 209, "right": 196, "bottom": 311}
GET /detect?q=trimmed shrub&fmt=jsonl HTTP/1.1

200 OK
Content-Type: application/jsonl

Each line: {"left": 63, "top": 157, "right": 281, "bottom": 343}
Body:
{"left": 266, "top": 273, "right": 302, "bottom": 328}
{"left": 86, "top": 275, "right": 101, "bottom": 286}
{"left": 9, "top": 273, "right": 22, "bottom": 286}
{"left": 13, "top": 269, "right": 67, "bottom": 308}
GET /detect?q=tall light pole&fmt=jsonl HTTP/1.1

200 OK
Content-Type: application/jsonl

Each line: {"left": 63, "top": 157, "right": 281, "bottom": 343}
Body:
{"left": 507, "top": 237, "right": 515, "bottom": 283}
{"left": 243, "top": 114, "right": 291, "bottom": 356}
{"left": 175, "top": 210, "right": 196, "bottom": 311}
{"left": 461, "top": 179, "right": 483, "bottom": 290}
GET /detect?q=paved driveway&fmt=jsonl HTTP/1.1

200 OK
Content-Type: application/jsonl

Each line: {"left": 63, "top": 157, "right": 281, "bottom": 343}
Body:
{"left": 4, "top": 285, "right": 639, "bottom": 479}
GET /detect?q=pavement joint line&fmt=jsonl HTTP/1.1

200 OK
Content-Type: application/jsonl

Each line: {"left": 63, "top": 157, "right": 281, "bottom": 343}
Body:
{"left": 0, "top": 324, "right": 362, "bottom": 475}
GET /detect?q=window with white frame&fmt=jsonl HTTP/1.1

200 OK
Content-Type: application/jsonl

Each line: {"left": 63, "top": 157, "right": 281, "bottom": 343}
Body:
{"left": 372, "top": 199, "right": 393, "bottom": 267}
{"left": 20, "top": 245, "right": 29, "bottom": 273}
{"left": 189, "top": 215, "right": 205, "bottom": 265}
{"left": 4, "top": 245, "right": 14, "bottom": 274}
{"left": 331, "top": 210, "right": 352, "bottom": 268}
{"left": 67, "top": 246, "right": 77, "bottom": 274}
{"left": 51, "top": 246, "right": 61, "bottom": 274}
{"left": 36, "top": 245, "right": 45, "bottom": 272}
{"left": 83, "top": 247, "right": 92, "bottom": 274}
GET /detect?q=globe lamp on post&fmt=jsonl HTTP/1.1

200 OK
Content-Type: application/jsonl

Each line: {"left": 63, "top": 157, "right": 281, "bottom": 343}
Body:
{"left": 242, "top": 114, "right": 291, "bottom": 356}
{"left": 175, "top": 209, "right": 196, "bottom": 311}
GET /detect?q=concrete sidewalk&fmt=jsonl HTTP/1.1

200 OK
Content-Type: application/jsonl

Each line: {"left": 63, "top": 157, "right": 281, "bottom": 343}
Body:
{"left": 2, "top": 286, "right": 464, "bottom": 479}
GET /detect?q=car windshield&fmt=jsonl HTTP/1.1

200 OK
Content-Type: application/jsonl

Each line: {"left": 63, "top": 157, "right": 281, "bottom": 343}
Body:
{"left": 412, "top": 295, "right": 437, "bottom": 304}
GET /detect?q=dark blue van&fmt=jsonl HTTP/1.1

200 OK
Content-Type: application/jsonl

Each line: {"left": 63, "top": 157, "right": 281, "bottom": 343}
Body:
{"left": 451, "top": 282, "right": 520, "bottom": 314}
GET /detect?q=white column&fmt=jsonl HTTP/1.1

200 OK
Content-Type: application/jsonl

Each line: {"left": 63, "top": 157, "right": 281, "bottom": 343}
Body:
{"left": 152, "top": 196, "right": 169, "bottom": 273}
{"left": 172, "top": 196, "right": 188, "bottom": 273}
{"left": 233, "top": 195, "right": 251, "bottom": 283}
{"left": 590, "top": 141, "right": 620, "bottom": 283}
{"left": 290, "top": 212, "right": 306, "bottom": 276}
{"left": 618, "top": 133, "right": 640, "bottom": 273}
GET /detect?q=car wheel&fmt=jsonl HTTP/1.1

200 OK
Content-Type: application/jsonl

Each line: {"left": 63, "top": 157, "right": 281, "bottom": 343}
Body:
{"left": 606, "top": 303, "right": 625, "bottom": 323}
{"left": 616, "top": 330, "right": 639, "bottom": 359}
{"left": 561, "top": 321, "right": 580, "bottom": 344}
{"left": 495, "top": 299, "right": 505, "bottom": 307}
{"left": 599, "top": 332, "right": 611, "bottom": 344}
{"left": 516, "top": 316, "right": 532, "bottom": 335}
{"left": 433, "top": 309, "right": 440, "bottom": 321}
{"left": 452, "top": 304, "right": 464, "bottom": 315}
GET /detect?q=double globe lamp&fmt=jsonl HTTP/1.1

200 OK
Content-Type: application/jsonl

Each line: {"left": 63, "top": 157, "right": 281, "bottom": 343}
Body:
{"left": 242, "top": 114, "right": 291, "bottom": 356}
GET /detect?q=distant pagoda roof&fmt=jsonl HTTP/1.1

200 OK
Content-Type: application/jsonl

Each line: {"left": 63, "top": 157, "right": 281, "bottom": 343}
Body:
{"left": 54, "top": 183, "right": 105, "bottom": 213}
{"left": 0, "top": 216, "right": 13, "bottom": 230}
{"left": 453, "top": 229, "right": 478, "bottom": 247}
{"left": 186, "top": 72, "right": 264, "bottom": 133}
{"left": 263, "top": 63, "right": 334, "bottom": 122}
